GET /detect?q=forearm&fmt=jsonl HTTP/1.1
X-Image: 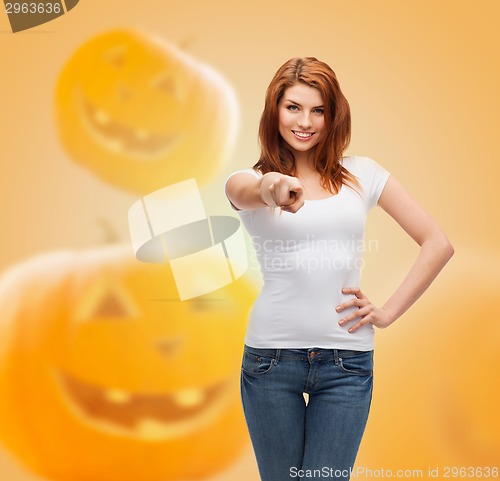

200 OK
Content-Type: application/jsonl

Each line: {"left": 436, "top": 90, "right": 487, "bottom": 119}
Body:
{"left": 226, "top": 171, "right": 283, "bottom": 210}
{"left": 381, "top": 236, "right": 454, "bottom": 325}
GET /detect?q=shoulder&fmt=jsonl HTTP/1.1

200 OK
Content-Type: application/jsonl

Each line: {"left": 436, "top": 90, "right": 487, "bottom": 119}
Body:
{"left": 225, "top": 168, "right": 263, "bottom": 184}
{"left": 224, "top": 167, "right": 264, "bottom": 213}
{"left": 342, "top": 156, "right": 391, "bottom": 188}
{"left": 234, "top": 168, "right": 263, "bottom": 177}
{"left": 343, "top": 156, "right": 391, "bottom": 209}
{"left": 341, "top": 155, "right": 386, "bottom": 174}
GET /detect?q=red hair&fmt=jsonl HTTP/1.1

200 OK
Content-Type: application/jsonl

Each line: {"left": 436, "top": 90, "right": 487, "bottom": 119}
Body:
{"left": 254, "top": 57, "right": 361, "bottom": 195}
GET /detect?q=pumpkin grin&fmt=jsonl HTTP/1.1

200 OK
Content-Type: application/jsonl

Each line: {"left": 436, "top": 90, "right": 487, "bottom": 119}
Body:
{"left": 54, "top": 368, "right": 233, "bottom": 440}
{"left": 78, "top": 89, "right": 183, "bottom": 159}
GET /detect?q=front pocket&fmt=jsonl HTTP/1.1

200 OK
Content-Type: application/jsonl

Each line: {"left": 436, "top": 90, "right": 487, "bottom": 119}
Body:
{"left": 241, "top": 351, "right": 276, "bottom": 376}
{"left": 338, "top": 351, "right": 373, "bottom": 376}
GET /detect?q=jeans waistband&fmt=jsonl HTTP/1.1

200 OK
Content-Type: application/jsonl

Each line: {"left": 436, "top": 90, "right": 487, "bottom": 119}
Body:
{"left": 244, "top": 344, "right": 372, "bottom": 362}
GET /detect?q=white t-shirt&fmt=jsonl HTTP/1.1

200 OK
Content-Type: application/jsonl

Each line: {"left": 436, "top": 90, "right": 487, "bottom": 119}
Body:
{"left": 224, "top": 156, "right": 390, "bottom": 350}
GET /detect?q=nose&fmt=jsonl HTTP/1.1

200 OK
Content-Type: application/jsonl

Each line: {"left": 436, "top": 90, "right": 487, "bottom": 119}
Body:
{"left": 155, "top": 337, "right": 183, "bottom": 358}
{"left": 117, "top": 82, "right": 133, "bottom": 101}
{"left": 297, "top": 113, "right": 312, "bottom": 129}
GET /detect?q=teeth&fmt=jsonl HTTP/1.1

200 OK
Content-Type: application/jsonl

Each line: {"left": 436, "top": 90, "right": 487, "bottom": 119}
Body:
{"left": 173, "top": 388, "right": 204, "bottom": 407}
{"left": 293, "top": 131, "right": 313, "bottom": 138}
{"left": 103, "top": 387, "right": 204, "bottom": 408}
{"left": 106, "top": 138, "right": 123, "bottom": 151}
{"left": 136, "top": 418, "right": 167, "bottom": 437}
{"left": 94, "top": 110, "right": 110, "bottom": 125}
{"left": 104, "top": 389, "right": 132, "bottom": 404}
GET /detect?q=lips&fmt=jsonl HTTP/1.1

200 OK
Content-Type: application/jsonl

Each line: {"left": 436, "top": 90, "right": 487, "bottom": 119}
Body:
{"left": 292, "top": 130, "right": 315, "bottom": 140}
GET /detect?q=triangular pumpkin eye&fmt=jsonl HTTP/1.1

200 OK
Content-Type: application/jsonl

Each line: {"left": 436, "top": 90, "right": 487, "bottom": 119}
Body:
{"left": 93, "top": 290, "right": 129, "bottom": 318}
{"left": 75, "top": 280, "right": 139, "bottom": 322}
{"left": 103, "top": 45, "right": 127, "bottom": 68}
{"left": 152, "top": 72, "right": 183, "bottom": 100}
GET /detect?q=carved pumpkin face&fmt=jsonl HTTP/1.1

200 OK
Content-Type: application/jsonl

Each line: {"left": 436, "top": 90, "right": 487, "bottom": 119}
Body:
{"left": 0, "top": 245, "right": 255, "bottom": 481}
{"left": 55, "top": 29, "right": 238, "bottom": 194}
{"left": 359, "top": 262, "right": 499, "bottom": 474}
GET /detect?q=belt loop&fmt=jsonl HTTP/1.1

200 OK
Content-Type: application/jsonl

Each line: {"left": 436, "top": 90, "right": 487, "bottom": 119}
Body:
{"left": 333, "top": 349, "right": 339, "bottom": 365}
{"left": 274, "top": 349, "right": 281, "bottom": 365}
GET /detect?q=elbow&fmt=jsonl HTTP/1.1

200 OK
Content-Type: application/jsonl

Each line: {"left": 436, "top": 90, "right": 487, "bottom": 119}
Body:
{"left": 423, "top": 232, "right": 454, "bottom": 262}
{"left": 443, "top": 240, "right": 455, "bottom": 261}
{"left": 436, "top": 234, "right": 455, "bottom": 262}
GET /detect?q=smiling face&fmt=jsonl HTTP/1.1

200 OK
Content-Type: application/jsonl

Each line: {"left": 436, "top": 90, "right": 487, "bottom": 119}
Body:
{"left": 0, "top": 245, "right": 255, "bottom": 481}
{"left": 278, "top": 82, "right": 325, "bottom": 159}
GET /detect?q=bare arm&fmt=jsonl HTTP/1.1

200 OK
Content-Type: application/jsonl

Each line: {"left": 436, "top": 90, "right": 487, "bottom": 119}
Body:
{"left": 337, "top": 175, "right": 455, "bottom": 331}
{"left": 225, "top": 171, "right": 305, "bottom": 212}
{"left": 376, "top": 175, "right": 454, "bottom": 323}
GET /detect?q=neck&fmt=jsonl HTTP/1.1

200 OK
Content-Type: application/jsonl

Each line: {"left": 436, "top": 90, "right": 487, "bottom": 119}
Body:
{"left": 293, "top": 151, "right": 316, "bottom": 175}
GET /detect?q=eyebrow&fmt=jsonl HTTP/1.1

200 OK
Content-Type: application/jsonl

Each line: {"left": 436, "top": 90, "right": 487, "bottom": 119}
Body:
{"left": 284, "top": 99, "right": 324, "bottom": 109}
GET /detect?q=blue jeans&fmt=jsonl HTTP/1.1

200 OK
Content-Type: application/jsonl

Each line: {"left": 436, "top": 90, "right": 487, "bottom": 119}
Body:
{"left": 240, "top": 345, "right": 374, "bottom": 481}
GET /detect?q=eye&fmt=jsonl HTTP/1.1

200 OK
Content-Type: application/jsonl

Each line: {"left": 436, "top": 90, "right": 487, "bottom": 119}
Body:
{"left": 287, "top": 105, "right": 299, "bottom": 111}
{"left": 103, "top": 45, "right": 127, "bottom": 69}
{"left": 153, "top": 73, "right": 175, "bottom": 93}
{"left": 151, "top": 72, "right": 184, "bottom": 100}
{"left": 313, "top": 108, "right": 324, "bottom": 114}
{"left": 75, "top": 281, "right": 140, "bottom": 323}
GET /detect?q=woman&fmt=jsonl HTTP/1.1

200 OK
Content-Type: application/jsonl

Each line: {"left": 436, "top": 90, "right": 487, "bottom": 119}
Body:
{"left": 224, "top": 57, "right": 454, "bottom": 481}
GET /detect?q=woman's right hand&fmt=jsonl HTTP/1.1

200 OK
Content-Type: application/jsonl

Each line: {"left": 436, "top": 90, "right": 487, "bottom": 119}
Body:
{"left": 260, "top": 173, "right": 305, "bottom": 213}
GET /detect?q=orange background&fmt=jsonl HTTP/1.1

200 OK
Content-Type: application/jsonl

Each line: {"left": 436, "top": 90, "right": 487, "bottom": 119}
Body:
{"left": 0, "top": 1, "right": 499, "bottom": 480}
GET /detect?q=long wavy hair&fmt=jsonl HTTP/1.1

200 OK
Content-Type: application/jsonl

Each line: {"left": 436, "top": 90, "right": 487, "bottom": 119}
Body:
{"left": 254, "top": 57, "right": 361, "bottom": 196}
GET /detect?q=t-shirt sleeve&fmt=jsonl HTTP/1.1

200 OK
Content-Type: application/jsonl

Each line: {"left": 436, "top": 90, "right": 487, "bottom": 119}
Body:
{"left": 224, "top": 168, "right": 263, "bottom": 212}
{"left": 357, "top": 156, "right": 391, "bottom": 210}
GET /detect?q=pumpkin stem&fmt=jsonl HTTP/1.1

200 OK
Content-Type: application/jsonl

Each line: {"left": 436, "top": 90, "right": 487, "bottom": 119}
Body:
{"left": 178, "top": 35, "right": 195, "bottom": 50}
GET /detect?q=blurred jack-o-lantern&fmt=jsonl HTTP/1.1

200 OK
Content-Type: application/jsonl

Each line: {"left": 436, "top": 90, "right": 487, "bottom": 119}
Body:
{"left": 55, "top": 29, "right": 239, "bottom": 194}
{"left": 357, "top": 258, "right": 500, "bottom": 478}
{"left": 0, "top": 244, "right": 256, "bottom": 481}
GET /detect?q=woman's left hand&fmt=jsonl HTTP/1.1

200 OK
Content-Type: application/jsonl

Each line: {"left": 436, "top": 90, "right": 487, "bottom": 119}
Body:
{"left": 336, "top": 287, "right": 394, "bottom": 333}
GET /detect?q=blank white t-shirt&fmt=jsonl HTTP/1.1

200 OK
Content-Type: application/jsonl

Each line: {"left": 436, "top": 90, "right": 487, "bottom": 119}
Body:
{"left": 224, "top": 156, "right": 390, "bottom": 350}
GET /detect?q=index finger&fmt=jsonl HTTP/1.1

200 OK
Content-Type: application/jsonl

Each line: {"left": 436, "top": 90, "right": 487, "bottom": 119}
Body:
{"left": 291, "top": 186, "right": 304, "bottom": 201}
